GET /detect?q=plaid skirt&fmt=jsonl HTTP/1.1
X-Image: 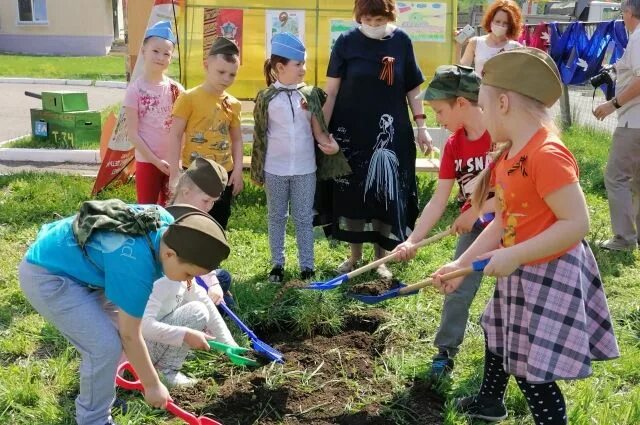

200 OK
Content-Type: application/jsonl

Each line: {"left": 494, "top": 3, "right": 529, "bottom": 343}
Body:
{"left": 481, "top": 240, "right": 620, "bottom": 383}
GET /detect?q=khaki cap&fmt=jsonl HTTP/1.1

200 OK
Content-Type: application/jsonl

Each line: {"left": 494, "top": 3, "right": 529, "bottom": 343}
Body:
{"left": 209, "top": 37, "right": 239, "bottom": 56}
{"left": 185, "top": 157, "right": 228, "bottom": 198}
{"left": 481, "top": 47, "right": 562, "bottom": 108}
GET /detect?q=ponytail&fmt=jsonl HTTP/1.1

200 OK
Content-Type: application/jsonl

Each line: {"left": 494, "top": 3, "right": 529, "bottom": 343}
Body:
{"left": 262, "top": 54, "right": 291, "bottom": 87}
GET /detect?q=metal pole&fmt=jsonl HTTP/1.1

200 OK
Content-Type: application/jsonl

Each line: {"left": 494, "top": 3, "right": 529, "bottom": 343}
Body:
{"left": 560, "top": 84, "right": 572, "bottom": 128}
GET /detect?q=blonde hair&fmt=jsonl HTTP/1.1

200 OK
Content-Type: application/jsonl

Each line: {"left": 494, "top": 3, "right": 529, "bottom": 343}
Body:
{"left": 169, "top": 173, "right": 202, "bottom": 205}
{"left": 471, "top": 86, "right": 559, "bottom": 212}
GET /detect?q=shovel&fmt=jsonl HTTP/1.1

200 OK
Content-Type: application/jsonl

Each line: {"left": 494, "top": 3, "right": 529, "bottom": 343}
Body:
{"left": 305, "top": 213, "right": 494, "bottom": 291}
{"left": 207, "top": 340, "right": 260, "bottom": 367}
{"left": 217, "top": 302, "right": 285, "bottom": 364}
{"left": 194, "top": 276, "right": 285, "bottom": 364}
{"left": 115, "top": 362, "right": 222, "bottom": 425}
{"left": 348, "top": 258, "right": 490, "bottom": 304}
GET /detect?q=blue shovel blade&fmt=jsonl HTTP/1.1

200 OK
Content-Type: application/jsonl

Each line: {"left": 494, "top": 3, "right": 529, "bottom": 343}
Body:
{"left": 252, "top": 339, "right": 285, "bottom": 364}
{"left": 303, "top": 274, "right": 349, "bottom": 290}
{"left": 347, "top": 282, "right": 419, "bottom": 305}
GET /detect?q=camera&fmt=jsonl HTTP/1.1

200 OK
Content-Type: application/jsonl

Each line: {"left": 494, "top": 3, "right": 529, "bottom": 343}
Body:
{"left": 590, "top": 65, "right": 616, "bottom": 100}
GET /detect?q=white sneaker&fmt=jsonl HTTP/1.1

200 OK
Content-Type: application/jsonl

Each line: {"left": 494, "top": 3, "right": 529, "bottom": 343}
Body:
{"left": 160, "top": 370, "right": 198, "bottom": 388}
{"left": 597, "top": 236, "right": 637, "bottom": 251}
{"left": 376, "top": 264, "right": 393, "bottom": 279}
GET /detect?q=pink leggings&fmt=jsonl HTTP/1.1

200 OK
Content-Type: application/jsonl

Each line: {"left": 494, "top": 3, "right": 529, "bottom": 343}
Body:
{"left": 135, "top": 161, "right": 169, "bottom": 206}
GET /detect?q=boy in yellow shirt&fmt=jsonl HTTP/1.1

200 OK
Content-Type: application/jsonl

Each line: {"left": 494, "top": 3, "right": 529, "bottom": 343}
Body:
{"left": 168, "top": 37, "right": 244, "bottom": 229}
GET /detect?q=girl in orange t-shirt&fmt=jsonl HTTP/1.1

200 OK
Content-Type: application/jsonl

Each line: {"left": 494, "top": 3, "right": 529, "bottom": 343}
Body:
{"left": 432, "top": 48, "right": 619, "bottom": 425}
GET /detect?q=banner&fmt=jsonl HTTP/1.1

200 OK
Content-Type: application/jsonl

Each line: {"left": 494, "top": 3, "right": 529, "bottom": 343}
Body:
{"left": 203, "top": 8, "right": 243, "bottom": 63}
{"left": 329, "top": 19, "right": 357, "bottom": 51}
{"left": 396, "top": 2, "right": 447, "bottom": 43}
{"left": 92, "top": 0, "right": 180, "bottom": 196}
{"left": 265, "top": 10, "right": 305, "bottom": 57}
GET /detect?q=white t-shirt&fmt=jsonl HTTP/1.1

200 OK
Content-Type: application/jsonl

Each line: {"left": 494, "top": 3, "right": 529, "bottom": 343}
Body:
{"left": 615, "top": 26, "right": 640, "bottom": 128}
{"left": 141, "top": 271, "right": 237, "bottom": 347}
{"left": 264, "top": 81, "right": 317, "bottom": 176}
{"left": 474, "top": 35, "right": 520, "bottom": 76}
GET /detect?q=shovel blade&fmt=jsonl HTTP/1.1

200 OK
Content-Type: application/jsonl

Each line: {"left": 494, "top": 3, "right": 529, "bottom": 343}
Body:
{"left": 304, "top": 274, "right": 348, "bottom": 290}
{"left": 252, "top": 339, "right": 285, "bottom": 364}
{"left": 348, "top": 283, "right": 419, "bottom": 305}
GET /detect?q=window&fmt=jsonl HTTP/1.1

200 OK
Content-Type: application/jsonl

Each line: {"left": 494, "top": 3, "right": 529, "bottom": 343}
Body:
{"left": 18, "top": 0, "right": 47, "bottom": 23}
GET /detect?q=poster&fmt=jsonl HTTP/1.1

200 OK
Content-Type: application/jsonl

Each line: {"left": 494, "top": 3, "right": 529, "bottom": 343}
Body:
{"left": 329, "top": 19, "right": 357, "bottom": 51}
{"left": 203, "top": 8, "right": 243, "bottom": 63}
{"left": 265, "top": 10, "right": 305, "bottom": 57}
{"left": 397, "top": 2, "right": 447, "bottom": 43}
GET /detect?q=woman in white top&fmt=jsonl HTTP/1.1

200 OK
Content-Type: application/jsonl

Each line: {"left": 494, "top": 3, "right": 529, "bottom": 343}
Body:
{"left": 459, "top": 0, "right": 523, "bottom": 75}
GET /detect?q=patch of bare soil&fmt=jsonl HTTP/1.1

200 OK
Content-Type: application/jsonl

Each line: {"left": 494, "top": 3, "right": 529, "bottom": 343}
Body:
{"left": 348, "top": 279, "right": 403, "bottom": 296}
{"left": 171, "top": 310, "right": 443, "bottom": 425}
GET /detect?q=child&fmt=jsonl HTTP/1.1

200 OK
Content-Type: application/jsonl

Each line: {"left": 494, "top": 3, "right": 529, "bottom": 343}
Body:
{"left": 394, "top": 65, "right": 494, "bottom": 379}
{"left": 250, "top": 32, "right": 346, "bottom": 282}
{"left": 169, "top": 157, "right": 236, "bottom": 306}
{"left": 432, "top": 48, "right": 619, "bottom": 424}
{"left": 124, "top": 21, "right": 184, "bottom": 206}
{"left": 142, "top": 203, "right": 237, "bottom": 388}
{"left": 168, "top": 37, "right": 244, "bottom": 229}
{"left": 19, "top": 200, "right": 229, "bottom": 425}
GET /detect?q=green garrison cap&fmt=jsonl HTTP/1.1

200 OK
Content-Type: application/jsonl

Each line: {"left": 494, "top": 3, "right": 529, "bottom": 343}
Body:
{"left": 417, "top": 65, "right": 481, "bottom": 102}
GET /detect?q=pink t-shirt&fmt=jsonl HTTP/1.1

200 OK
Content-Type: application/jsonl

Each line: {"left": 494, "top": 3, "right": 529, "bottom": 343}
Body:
{"left": 123, "top": 76, "right": 184, "bottom": 163}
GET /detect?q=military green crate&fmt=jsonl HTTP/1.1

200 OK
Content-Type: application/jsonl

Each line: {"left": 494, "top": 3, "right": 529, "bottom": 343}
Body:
{"left": 30, "top": 108, "right": 101, "bottom": 148}
{"left": 41, "top": 91, "right": 89, "bottom": 113}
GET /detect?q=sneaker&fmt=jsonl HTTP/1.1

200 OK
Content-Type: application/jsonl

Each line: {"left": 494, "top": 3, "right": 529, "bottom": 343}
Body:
{"left": 160, "top": 370, "right": 198, "bottom": 388}
{"left": 455, "top": 395, "right": 508, "bottom": 422}
{"left": 375, "top": 264, "right": 393, "bottom": 280}
{"left": 268, "top": 265, "right": 285, "bottom": 283}
{"left": 300, "top": 268, "right": 315, "bottom": 280}
{"left": 430, "top": 351, "right": 454, "bottom": 379}
{"left": 597, "top": 236, "right": 637, "bottom": 251}
{"left": 336, "top": 257, "right": 362, "bottom": 274}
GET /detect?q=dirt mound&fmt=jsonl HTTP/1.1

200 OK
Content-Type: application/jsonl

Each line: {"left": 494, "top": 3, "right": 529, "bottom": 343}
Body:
{"left": 171, "top": 311, "right": 443, "bottom": 424}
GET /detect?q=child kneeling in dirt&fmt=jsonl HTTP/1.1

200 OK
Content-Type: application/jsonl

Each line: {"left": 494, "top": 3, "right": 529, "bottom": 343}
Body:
{"left": 19, "top": 200, "right": 228, "bottom": 425}
{"left": 394, "top": 65, "right": 494, "bottom": 379}
{"left": 142, "top": 159, "right": 240, "bottom": 388}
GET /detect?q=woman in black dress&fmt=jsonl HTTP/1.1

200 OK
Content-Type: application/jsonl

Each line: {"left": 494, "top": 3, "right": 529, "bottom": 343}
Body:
{"left": 323, "top": 0, "right": 433, "bottom": 278}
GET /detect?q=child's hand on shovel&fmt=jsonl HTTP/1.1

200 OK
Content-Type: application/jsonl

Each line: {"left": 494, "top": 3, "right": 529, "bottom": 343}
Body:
{"left": 431, "top": 260, "right": 466, "bottom": 294}
{"left": 183, "top": 329, "right": 216, "bottom": 351}
{"left": 392, "top": 239, "right": 419, "bottom": 262}
{"left": 477, "top": 249, "right": 520, "bottom": 277}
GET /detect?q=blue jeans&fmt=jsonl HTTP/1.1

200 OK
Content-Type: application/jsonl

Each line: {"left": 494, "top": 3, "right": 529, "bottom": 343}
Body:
{"left": 215, "top": 269, "right": 235, "bottom": 307}
{"left": 19, "top": 260, "right": 120, "bottom": 425}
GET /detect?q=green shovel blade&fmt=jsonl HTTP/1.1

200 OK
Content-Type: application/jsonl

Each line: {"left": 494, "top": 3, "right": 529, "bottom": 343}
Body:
{"left": 208, "top": 340, "right": 259, "bottom": 367}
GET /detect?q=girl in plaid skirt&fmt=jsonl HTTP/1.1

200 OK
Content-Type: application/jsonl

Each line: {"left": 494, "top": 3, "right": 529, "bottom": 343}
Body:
{"left": 433, "top": 48, "right": 620, "bottom": 424}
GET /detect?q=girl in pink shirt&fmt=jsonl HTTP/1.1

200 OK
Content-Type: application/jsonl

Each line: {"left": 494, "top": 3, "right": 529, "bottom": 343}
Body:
{"left": 124, "top": 21, "right": 183, "bottom": 206}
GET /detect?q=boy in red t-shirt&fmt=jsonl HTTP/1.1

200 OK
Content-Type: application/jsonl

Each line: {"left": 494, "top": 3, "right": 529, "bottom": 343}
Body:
{"left": 394, "top": 65, "right": 494, "bottom": 379}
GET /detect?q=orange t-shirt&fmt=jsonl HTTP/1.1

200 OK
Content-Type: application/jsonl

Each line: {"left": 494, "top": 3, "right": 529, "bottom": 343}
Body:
{"left": 493, "top": 128, "right": 580, "bottom": 265}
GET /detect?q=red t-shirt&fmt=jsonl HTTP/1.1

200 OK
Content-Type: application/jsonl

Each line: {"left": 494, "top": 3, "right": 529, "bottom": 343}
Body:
{"left": 493, "top": 128, "right": 580, "bottom": 264}
{"left": 439, "top": 128, "right": 492, "bottom": 210}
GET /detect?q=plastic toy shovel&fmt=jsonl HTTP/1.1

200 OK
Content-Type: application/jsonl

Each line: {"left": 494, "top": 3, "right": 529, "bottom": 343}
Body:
{"left": 304, "top": 228, "right": 455, "bottom": 290}
{"left": 115, "top": 362, "right": 222, "bottom": 425}
{"left": 217, "top": 302, "right": 285, "bottom": 364}
{"left": 207, "top": 341, "right": 259, "bottom": 367}
{"left": 348, "top": 259, "right": 490, "bottom": 305}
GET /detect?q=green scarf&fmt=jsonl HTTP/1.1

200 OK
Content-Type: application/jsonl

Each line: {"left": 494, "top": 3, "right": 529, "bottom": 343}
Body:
{"left": 250, "top": 84, "right": 351, "bottom": 186}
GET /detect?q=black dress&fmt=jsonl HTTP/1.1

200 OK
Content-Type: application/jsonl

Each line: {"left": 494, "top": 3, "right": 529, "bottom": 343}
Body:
{"left": 321, "top": 28, "right": 424, "bottom": 251}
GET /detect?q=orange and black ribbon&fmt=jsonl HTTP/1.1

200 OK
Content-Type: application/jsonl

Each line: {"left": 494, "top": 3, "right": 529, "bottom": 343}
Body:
{"left": 379, "top": 56, "right": 395, "bottom": 86}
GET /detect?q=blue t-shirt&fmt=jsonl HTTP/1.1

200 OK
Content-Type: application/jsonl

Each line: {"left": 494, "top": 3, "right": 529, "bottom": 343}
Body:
{"left": 25, "top": 205, "right": 174, "bottom": 318}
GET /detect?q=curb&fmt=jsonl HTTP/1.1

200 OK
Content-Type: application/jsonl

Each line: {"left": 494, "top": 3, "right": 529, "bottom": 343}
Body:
{"left": 0, "top": 148, "right": 100, "bottom": 164}
{"left": 0, "top": 77, "right": 126, "bottom": 89}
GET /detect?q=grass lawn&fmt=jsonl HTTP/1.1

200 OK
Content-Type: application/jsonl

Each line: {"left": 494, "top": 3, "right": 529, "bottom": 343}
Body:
{"left": 0, "top": 53, "right": 180, "bottom": 82}
{"left": 0, "top": 126, "right": 638, "bottom": 424}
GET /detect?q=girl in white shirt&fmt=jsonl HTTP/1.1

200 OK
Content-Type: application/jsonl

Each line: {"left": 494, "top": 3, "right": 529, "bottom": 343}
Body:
{"left": 253, "top": 32, "right": 339, "bottom": 283}
{"left": 143, "top": 160, "right": 238, "bottom": 388}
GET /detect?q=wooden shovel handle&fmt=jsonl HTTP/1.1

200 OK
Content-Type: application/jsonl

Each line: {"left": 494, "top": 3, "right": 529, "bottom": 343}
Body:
{"left": 345, "top": 228, "right": 454, "bottom": 279}
{"left": 398, "top": 266, "right": 474, "bottom": 295}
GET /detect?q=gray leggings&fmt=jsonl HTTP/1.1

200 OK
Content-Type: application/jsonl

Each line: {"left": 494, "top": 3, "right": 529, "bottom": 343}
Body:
{"left": 265, "top": 171, "right": 316, "bottom": 270}
{"left": 433, "top": 226, "right": 484, "bottom": 357}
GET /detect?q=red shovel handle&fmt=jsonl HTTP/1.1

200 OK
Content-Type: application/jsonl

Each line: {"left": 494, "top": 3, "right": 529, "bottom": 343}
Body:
{"left": 115, "top": 362, "right": 223, "bottom": 425}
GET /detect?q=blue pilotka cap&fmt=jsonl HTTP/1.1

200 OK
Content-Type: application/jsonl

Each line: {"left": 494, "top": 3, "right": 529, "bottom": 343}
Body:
{"left": 144, "top": 21, "right": 177, "bottom": 45}
{"left": 271, "top": 32, "right": 305, "bottom": 62}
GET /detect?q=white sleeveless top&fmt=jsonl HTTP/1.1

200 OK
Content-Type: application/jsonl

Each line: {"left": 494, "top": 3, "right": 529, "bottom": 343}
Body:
{"left": 474, "top": 35, "right": 520, "bottom": 75}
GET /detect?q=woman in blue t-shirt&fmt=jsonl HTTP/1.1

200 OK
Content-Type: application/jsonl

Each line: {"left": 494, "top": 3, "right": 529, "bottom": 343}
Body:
{"left": 18, "top": 202, "right": 229, "bottom": 425}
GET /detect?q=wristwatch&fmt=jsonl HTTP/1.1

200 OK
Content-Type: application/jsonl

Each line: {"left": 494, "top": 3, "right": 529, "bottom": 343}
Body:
{"left": 413, "top": 113, "right": 427, "bottom": 121}
{"left": 612, "top": 97, "right": 622, "bottom": 109}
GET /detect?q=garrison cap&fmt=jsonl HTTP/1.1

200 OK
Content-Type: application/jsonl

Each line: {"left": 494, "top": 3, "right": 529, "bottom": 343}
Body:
{"left": 185, "top": 157, "right": 228, "bottom": 198}
{"left": 208, "top": 36, "right": 239, "bottom": 56}
{"left": 417, "top": 65, "right": 481, "bottom": 102}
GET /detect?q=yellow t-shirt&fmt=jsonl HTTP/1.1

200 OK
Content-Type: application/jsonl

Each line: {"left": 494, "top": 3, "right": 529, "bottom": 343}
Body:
{"left": 172, "top": 85, "right": 241, "bottom": 171}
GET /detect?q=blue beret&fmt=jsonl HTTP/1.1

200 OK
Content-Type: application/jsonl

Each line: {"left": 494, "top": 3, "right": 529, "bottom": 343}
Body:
{"left": 144, "top": 21, "right": 176, "bottom": 45}
{"left": 271, "top": 32, "right": 305, "bottom": 62}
